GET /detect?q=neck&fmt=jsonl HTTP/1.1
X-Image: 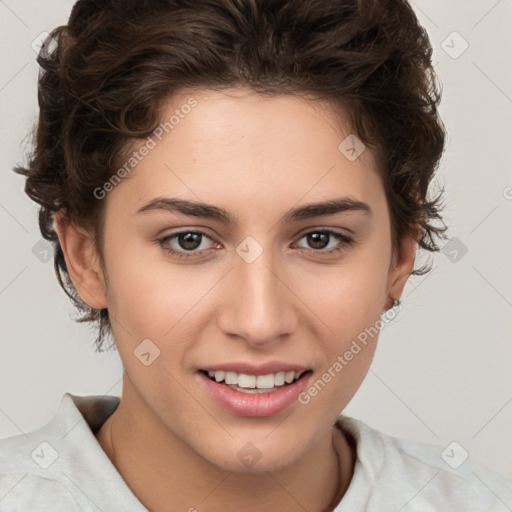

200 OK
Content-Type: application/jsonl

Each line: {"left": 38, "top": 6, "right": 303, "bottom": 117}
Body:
{"left": 96, "top": 384, "right": 354, "bottom": 512}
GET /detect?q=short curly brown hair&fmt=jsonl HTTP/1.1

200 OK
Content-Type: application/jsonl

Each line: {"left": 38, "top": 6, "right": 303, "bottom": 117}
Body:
{"left": 14, "top": 0, "right": 446, "bottom": 352}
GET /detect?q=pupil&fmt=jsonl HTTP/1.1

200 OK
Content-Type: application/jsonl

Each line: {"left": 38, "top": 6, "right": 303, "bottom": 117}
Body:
{"left": 179, "top": 232, "right": 202, "bottom": 250}
{"left": 308, "top": 232, "right": 329, "bottom": 249}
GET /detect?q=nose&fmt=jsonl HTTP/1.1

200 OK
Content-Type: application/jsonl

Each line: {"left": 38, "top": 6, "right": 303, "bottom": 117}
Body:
{"left": 217, "top": 247, "right": 298, "bottom": 348}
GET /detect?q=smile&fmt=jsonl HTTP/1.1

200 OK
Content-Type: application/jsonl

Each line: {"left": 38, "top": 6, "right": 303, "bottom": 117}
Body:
{"left": 197, "top": 368, "right": 313, "bottom": 417}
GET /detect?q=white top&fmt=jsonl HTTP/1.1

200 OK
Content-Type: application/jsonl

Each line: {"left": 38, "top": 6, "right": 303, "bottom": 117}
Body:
{"left": 1, "top": 393, "right": 511, "bottom": 511}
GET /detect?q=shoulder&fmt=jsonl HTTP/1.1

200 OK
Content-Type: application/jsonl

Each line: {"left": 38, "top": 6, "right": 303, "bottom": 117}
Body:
{"left": 0, "top": 392, "right": 121, "bottom": 511}
{"left": 336, "top": 416, "right": 512, "bottom": 511}
{"left": 0, "top": 431, "right": 81, "bottom": 511}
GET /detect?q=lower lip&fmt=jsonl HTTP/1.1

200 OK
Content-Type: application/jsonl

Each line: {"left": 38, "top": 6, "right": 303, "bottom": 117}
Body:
{"left": 197, "top": 371, "right": 312, "bottom": 417}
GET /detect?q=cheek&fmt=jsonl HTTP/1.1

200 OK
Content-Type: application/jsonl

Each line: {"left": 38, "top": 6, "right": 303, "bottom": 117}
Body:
{"left": 107, "top": 261, "right": 198, "bottom": 333}
{"left": 296, "top": 234, "right": 391, "bottom": 390}
{"left": 306, "top": 274, "right": 384, "bottom": 378}
{"left": 103, "top": 237, "right": 228, "bottom": 351}
{"left": 302, "top": 243, "right": 391, "bottom": 335}
{"left": 296, "top": 271, "right": 387, "bottom": 416}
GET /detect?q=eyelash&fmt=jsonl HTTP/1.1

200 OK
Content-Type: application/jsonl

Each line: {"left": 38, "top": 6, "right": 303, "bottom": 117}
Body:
{"left": 157, "top": 229, "right": 355, "bottom": 260}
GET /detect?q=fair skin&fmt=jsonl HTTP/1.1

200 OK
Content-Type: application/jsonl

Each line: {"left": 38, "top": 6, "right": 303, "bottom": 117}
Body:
{"left": 55, "top": 88, "right": 416, "bottom": 512}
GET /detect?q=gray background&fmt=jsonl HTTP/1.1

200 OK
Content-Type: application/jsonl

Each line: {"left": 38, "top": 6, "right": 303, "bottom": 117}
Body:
{"left": 1, "top": 0, "right": 511, "bottom": 479}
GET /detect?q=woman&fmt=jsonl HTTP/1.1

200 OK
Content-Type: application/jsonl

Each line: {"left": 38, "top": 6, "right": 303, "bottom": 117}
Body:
{"left": 1, "top": 0, "right": 510, "bottom": 510}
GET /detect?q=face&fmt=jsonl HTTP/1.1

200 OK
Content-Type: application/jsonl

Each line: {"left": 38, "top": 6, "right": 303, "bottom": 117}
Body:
{"left": 61, "top": 88, "right": 414, "bottom": 474}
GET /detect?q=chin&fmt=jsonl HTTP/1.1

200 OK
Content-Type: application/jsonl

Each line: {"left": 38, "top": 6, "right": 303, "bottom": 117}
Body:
{"left": 199, "top": 436, "right": 307, "bottom": 475}
{"left": 210, "top": 452, "right": 299, "bottom": 475}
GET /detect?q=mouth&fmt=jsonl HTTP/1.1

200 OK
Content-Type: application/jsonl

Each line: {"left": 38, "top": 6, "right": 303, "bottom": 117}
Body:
{"left": 197, "top": 367, "right": 313, "bottom": 417}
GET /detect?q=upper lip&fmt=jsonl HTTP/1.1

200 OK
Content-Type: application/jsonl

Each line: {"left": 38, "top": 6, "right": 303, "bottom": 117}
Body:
{"left": 199, "top": 361, "right": 311, "bottom": 376}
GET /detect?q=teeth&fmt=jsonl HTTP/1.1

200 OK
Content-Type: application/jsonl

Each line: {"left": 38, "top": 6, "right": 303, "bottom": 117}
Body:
{"left": 224, "top": 372, "right": 238, "bottom": 385}
{"left": 206, "top": 370, "right": 304, "bottom": 389}
{"left": 256, "top": 374, "right": 274, "bottom": 389}
{"left": 274, "top": 371, "right": 286, "bottom": 386}
{"left": 238, "top": 374, "right": 256, "bottom": 388}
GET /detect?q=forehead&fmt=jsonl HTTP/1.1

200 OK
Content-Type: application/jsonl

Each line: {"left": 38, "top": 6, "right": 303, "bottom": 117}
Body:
{"left": 108, "top": 88, "right": 385, "bottom": 219}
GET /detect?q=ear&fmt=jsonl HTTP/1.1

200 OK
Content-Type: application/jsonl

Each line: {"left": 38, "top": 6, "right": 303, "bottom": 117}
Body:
{"left": 385, "top": 228, "right": 419, "bottom": 310}
{"left": 53, "top": 210, "right": 108, "bottom": 310}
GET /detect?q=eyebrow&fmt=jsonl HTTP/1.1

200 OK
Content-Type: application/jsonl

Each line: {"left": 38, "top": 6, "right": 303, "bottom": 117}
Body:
{"left": 137, "top": 196, "right": 372, "bottom": 223}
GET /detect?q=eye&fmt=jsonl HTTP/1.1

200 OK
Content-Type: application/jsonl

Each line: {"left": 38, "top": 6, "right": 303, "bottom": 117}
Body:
{"left": 293, "top": 229, "right": 354, "bottom": 256}
{"left": 157, "top": 230, "right": 219, "bottom": 259}
{"left": 157, "top": 228, "right": 355, "bottom": 261}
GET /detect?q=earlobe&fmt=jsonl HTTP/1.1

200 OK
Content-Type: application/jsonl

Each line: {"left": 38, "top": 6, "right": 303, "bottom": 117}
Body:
{"left": 385, "top": 231, "right": 419, "bottom": 309}
{"left": 53, "top": 211, "right": 108, "bottom": 310}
